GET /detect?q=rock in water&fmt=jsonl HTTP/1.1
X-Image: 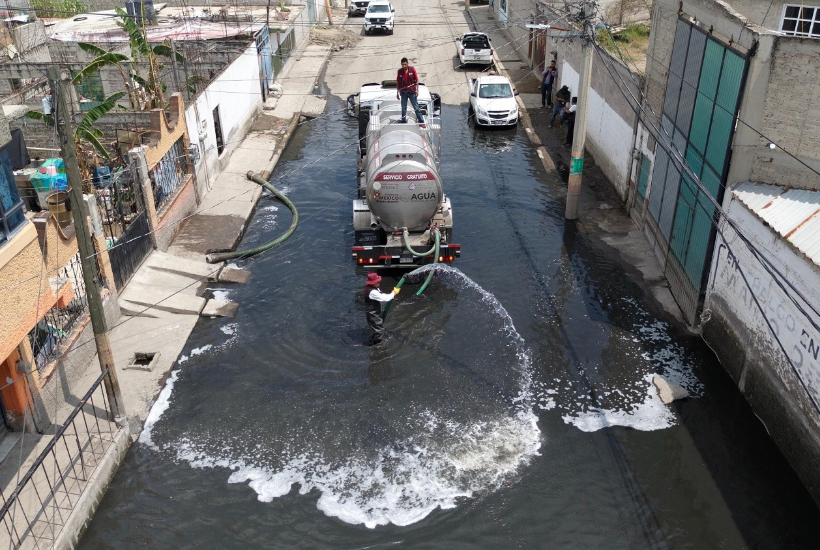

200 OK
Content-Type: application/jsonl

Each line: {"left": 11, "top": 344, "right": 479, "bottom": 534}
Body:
{"left": 652, "top": 375, "right": 689, "bottom": 404}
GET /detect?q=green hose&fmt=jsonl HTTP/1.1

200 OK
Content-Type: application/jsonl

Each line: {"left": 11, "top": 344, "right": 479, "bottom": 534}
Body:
{"left": 401, "top": 229, "right": 439, "bottom": 257}
{"left": 381, "top": 276, "right": 405, "bottom": 319}
{"left": 205, "top": 172, "right": 299, "bottom": 264}
{"left": 382, "top": 230, "right": 442, "bottom": 320}
{"left": 415, "top": 231, "right": 440, "bottom": 296}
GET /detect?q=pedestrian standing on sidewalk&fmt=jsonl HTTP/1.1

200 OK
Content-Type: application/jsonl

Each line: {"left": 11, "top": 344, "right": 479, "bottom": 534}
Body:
{"left": 550, "top": 85, "right": 571, "bottom": 127}
{"left": 564, "top": 96, "right": 578, "bottom": 146}
{"left": 397, "top": 57, "right": 426, "bottom": 127}
{"left": 364, "top": 272, "right": 400, "bottom": 345}
{"left": 541, "top": 59, "right": 558, "bottom": 107}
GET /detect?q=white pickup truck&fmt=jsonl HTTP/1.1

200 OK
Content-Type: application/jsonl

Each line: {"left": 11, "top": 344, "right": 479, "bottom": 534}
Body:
{"left": 456, "top": 32, "right": 493, "bottom": 67}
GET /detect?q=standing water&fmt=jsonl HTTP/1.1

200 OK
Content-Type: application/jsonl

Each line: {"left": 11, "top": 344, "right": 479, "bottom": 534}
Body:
{"left": 81, "top": 104, "right": 820, "bottom": 548}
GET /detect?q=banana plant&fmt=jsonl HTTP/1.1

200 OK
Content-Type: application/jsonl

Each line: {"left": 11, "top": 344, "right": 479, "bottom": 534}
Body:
{"left": 26, "top": 91, "right": 127, "bottom": 182}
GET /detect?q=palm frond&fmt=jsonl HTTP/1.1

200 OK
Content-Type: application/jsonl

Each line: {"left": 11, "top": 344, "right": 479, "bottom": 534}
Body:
{"left": 77, "top": 129, "right": 112, "bottom": 161}
{"left": 77, "top": 42, "right": 109, "bottom": 57}
{"left": 25, "top": 110, "right": 55, "bottom": 126}
{"left": 75, "top": 91, "right": 127, "bottom": 134}
{"left": 131, "top": 73, "right": 149, "bottom": 89}
{"left": 152, "top": 43, "right": 185, "bottom": 62}
{"left": 72, "top": 52, "right": 129, "bottom": 83}
{"left": 115, "top": 7, "right": 151, "bottom": 58}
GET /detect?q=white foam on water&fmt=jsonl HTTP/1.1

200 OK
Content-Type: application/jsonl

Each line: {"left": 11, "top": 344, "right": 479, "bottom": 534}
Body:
{"left": 561, "top": 374, "right": 675, "bottom": 432}
{"left": 556, "top": 298, "right": 702, "bottom": 433}
{"left": 173, "top": 409, "right": 541, "bottom": 529}
{"left": 139, "top": 369, "right": 180, "bottom": 449}
{"left": 190, "top": 344, "right": 213, "bottom": 356}
{"left": 211, "top": 289, "right": 231, "bottom": 301}
{"left": 163, "top": 265, "right": 543, "bottom": 528}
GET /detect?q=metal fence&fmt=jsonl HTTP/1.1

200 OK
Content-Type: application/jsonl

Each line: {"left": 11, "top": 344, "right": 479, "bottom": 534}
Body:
{"left": 94, "top": 166, "right": 141, "bottom": 243}
{"left": 0, "top": 371, "right": 119, "bottom": 549}
{"left": 151, "top": 138, "right": 189, "bottom": 210}
{"left": 27, "top": 252, "right": 98, "bottom": 373}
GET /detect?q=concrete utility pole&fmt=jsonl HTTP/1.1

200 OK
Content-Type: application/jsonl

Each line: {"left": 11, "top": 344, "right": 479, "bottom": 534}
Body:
{"left": 565, "top": 31, "right": 594, "bottom": 220}
{"left": 48, "top": 66, "right": 126, "bottom": 420}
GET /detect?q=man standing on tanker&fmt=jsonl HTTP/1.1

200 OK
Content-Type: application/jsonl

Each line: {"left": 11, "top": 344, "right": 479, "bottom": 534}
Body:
{"left": 397, "top": 57, "right": 426, "bottom": 127}
{"left": 364, "top": 272, "right": 401, "bottom": 344}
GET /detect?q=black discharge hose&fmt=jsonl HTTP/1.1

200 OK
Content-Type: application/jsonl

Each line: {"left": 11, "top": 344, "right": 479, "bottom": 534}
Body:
{"left": 205, "top": 172, "right": 299, "bottom": 264}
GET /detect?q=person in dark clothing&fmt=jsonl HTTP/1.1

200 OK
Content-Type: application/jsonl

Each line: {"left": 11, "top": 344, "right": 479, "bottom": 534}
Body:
{"left": 564, "top": 96, "right": 578, "bottom": 146}
{"left": 549, "top": 85, "right": 571, "bottom": 127}
{"left": 541, "top": 59, "right": 557, "bottom": 107}
{"left": 396, "top": 57, "right": 425, "bottom": 126}
{"left": 364, "top": 272, "right": 400, "bottom": 344}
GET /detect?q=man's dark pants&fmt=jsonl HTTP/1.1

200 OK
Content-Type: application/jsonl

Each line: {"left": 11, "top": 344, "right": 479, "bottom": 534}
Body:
{"left": 566, "top": 118, "right": 576, "bottom": 146}
{"left": 541, "top": 82, "right": 553, "bottom": 107}
{"left": 367, "top": 309, "right": 386, "bottom": 344}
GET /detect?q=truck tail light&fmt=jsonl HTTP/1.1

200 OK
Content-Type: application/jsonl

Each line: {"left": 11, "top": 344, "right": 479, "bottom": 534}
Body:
{"left": 461, "top": 48, "right": 465, "bottom": 56}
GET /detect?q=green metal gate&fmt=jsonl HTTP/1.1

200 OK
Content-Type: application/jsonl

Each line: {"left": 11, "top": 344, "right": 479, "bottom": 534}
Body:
{"left": 645, "top": 18, "right": 747, "bottom": 324}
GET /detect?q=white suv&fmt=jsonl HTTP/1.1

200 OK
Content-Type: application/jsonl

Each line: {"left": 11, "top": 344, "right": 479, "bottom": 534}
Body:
{"left": 364, "top": 0, "right": 394, "bottom": 35}
{"left": 469, "top": 75, "right": 519, "bottom": 127}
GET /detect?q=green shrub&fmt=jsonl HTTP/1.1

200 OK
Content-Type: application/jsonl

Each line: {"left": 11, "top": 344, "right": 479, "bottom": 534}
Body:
{"left": 31, "top": 0, "right": 86, "bottom": 18}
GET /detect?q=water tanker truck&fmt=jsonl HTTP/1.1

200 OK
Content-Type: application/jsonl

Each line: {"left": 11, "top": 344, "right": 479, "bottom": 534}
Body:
{"left": 347, "top": 81, "right": 460, "bottom": 268}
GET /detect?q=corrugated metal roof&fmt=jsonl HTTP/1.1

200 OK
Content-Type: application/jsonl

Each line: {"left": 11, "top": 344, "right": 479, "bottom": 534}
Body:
{"left": 733, "top": 181, "right": 820, "bottom": 265}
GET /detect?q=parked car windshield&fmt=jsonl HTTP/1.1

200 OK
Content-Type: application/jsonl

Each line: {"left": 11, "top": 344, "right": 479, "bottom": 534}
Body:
{"left": 368, "top": 4, "right": 390, "bottom": 12}
{"left": 479, "top": 83, "right": 512, "bottom": 98}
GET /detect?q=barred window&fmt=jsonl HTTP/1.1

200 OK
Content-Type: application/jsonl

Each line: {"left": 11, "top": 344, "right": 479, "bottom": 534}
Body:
{"left": 780, "top": 5, "right": 820, "bottom": 37}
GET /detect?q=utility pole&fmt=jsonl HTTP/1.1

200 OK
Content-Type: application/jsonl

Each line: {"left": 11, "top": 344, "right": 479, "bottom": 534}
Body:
{"left": 565, "top": 27, "right": 594, "bottom": 220}
{"left": 49, "top": 66, "right": 126, "bottom": 421}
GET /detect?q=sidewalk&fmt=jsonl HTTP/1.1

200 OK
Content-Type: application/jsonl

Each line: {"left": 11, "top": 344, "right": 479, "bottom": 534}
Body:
{"left": 466, "top": 5, "right": 683, "bottom": 322}
{"left": 0, "top": 39, "right": 333, "bottom": 549}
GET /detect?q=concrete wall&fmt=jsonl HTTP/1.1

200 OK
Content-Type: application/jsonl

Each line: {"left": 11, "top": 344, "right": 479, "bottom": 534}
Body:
{"left": 725, "top": 0, "right": 789, "bottom": 30}
{"left": 185, "top": 41, "right": 262, "bottom": 193}
{"left": 555, "top": 38, "right": 640, "bottom": 200}
{"left": 749, "top": 36, "right": 820, "bottom": 189}
{"left": 703, "top": 199, "right": 820, "bottom": 506}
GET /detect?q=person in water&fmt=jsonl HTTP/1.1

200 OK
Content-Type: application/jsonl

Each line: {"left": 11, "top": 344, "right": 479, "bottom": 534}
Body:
{"left": 364, "top": 272, "right": 400, "bottom": 344}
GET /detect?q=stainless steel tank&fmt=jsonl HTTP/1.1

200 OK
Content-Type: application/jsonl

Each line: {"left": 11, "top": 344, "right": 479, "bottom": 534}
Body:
{"left": 365, "top": 126, "right": 443, "bottom": 230}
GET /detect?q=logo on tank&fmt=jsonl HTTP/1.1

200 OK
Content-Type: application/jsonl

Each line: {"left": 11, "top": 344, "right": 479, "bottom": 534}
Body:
{"left": 374, "top": 171, "right": 435, "bottom": 181}
{"left": 411, "top": 192, "right": 436, "bottom": 201}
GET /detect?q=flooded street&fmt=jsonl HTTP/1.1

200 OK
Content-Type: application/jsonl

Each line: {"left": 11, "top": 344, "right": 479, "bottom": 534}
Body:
{"left": 81, "top": 103, "right": 820, "bottom": 548}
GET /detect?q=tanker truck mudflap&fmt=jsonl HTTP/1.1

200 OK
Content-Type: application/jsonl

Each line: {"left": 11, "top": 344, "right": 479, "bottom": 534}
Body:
{"left": 350, "top": 81, "right": 459, "bottom": 269}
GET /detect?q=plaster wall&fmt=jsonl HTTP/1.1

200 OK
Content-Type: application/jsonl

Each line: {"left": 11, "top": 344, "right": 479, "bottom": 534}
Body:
{"left": 750, "top": 37, "right": 820, "bottom": 188}
{"left": 703, "top": 198, "right": 820, "bottom": 505}
{"left": 553, "top": 39, "right": 640, "bottom": 200}
{"left": 724, "top": 0, "right": 789, "bottom": 30}
{"left": 185, "top": 41, "right": 262, "bottom": 187}
{"left": 0, "top": 223, "right": 55, "bottom": 361}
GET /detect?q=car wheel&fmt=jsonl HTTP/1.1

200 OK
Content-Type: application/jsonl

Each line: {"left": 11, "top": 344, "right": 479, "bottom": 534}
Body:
{"left": 388, "top": 28, "right": 393, "bottom": 35}
{"left": 364, "top": 28, "right": 370, "bottom": 35}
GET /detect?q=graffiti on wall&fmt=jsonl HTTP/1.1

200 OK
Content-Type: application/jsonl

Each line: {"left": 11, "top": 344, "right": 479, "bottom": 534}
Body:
{"left": 711, "top": 239, "right": 820, "bottom": 406}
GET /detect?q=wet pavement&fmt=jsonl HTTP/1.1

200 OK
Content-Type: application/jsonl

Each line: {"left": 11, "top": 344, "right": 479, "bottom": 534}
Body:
{"left": 80, "top": 101, "right": 820, "bottom": 548}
